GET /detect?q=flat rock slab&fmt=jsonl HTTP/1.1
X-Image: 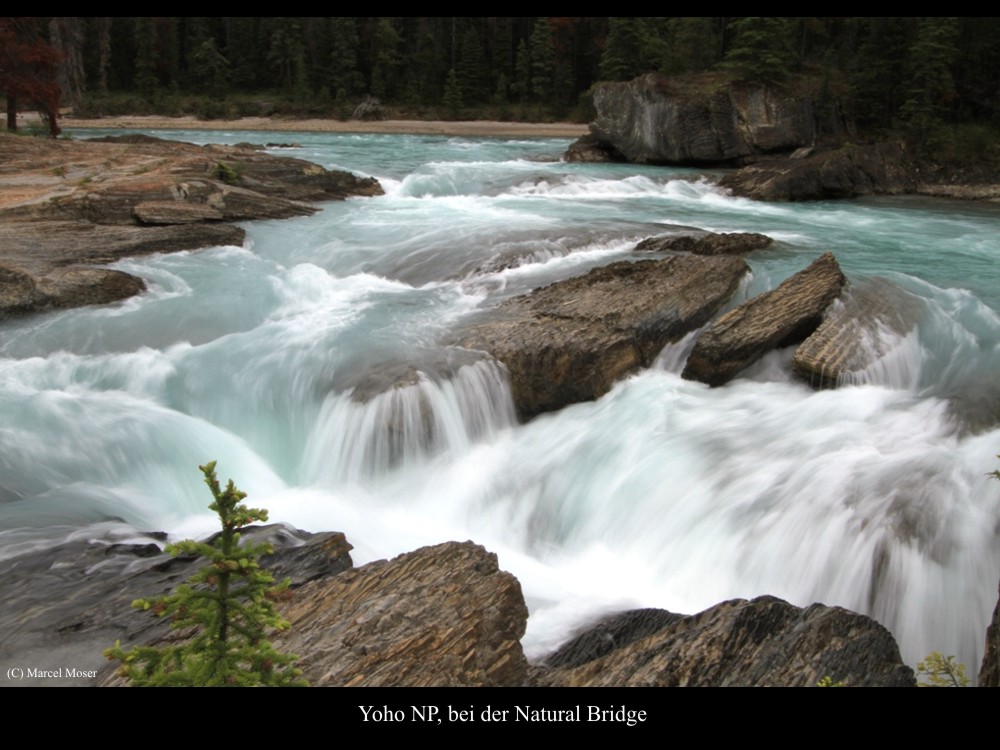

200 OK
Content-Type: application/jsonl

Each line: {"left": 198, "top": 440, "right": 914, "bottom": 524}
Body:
{"left": 0, "top": 133, "right": 382, "bottom": 318}
{"left": 459, "top": 255, "right": 748, "bottom": 419}
{"left": 635, "top": 230, "right": 773, "bottom": 256}
{"left": 792, "top": 277, "right": 924, "bottom": 388}
{"left": 683, "top": 252, "right": 846, "bottom": 386}
{"left": 532, "top": 597, "right": 915, "bottom": 687}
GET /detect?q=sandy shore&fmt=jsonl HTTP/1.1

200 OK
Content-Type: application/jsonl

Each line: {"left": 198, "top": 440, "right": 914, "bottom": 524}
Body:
{"left": 56, "top": 114, "right": 588, "bottom": 139}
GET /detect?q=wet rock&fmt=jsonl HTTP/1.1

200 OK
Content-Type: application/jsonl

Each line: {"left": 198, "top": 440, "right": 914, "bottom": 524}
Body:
{"left": 792, "top": 277, "right": 924, "bottom": 388}
{"left": 719, "top": 142, "right": 918, "bottom": 201}
{"left": 533, "top": 597, "right": 915, "bottom": 687}
{"left": 459, "top": 255, "right": 748, "bottom": 419}
{"left": 563, "top": 133, "right": 624, "bottom": 163}
{"left": 980, "top": 578, "right": 1000, "bottom": 687}
{"left": 0, "top": 522, "right": 351, "bottom": 686}
{"left": 274, "top": 541, "right": 529, "bottom": 687}
{"left": 573, "top": 73, "right": 815, "bottom": 165}
{"left": 543, "top": 609, "right": 683, "bottom": 668}
{"left": 0, "top": 133, "right": 382, "bottom": 318}
{"left": 635, "top": 231, "right": 773, "bottom": 256}
{"left": 683, "top": 252, "right": 846, "bottom": 386}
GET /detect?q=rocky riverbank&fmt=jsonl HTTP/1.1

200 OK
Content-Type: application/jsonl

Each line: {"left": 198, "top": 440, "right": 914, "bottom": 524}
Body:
{"left": 0, "top": 521, "right": 925, "bottom": 687}
{"left": 0, "top": 133, "right": 381, "bottom": 317}
{"left": 565, "top": 73, "right": 1000, "bottom": 203}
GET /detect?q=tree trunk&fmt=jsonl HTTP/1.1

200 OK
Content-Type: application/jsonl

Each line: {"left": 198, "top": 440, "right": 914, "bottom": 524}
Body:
{"left": 6, "top": 95, "right": 16, "bottom": 131}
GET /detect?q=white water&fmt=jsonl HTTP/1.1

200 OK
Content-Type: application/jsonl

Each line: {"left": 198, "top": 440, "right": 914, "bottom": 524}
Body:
{"left": 2, "top": 129, "right": 999, "bottom": 676}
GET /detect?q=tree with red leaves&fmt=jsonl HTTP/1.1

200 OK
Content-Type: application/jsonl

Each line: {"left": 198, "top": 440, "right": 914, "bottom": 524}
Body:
{"left": 0, "top": 18, "right": 63, "bottom": 136}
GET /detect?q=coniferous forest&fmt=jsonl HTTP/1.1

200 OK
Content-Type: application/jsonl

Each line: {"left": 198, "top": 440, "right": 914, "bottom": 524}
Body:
{"left": 4, "top": 16, "right": 999, "bottom": 138}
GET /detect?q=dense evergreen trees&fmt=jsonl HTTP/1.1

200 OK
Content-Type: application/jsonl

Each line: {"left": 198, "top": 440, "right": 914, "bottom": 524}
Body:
{"left": 9, "top": 17, "right": 998, "bottom": 134}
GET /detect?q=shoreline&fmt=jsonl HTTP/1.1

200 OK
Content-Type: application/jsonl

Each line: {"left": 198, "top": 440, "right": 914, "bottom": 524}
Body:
{"left": 55, "top": 114, "right": 589, "bottom": 139}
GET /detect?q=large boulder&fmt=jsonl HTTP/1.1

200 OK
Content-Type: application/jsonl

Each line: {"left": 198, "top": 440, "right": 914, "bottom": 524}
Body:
{"left": 459, "top": 255, "right": 748, "bottom": 419}
{"left": 532, "top": 598, "right": 916, "bottom": 687}
{"left": 719, "top": 142, "right": 918, "bottom": 201}
{"left": 577, "top": 73, "right": 815, "bottom": 165}
{"left": 274, "top": 541, "right": 529, "bottom": 687}
{"left": 792, "top": 277, "right": 924, "bottom": 388}
{"left": 682, "top": 252, "right": 847, "bottom": 386}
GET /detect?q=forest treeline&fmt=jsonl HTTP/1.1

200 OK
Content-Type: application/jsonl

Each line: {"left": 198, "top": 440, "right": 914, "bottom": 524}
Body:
{"left": 9, "top": 17, "right": 1000, "bottom": 134}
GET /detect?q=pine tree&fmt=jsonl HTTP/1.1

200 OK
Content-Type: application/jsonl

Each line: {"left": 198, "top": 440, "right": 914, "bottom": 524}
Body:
{"left": 723, "top": 16, "right": 796, "bottom": 83}
{"left": 104, "top": 461, "right": 306, "bottom": 687}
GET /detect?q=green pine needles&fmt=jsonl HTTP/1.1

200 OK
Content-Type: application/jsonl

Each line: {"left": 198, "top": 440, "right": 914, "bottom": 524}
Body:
{"left": 105, "top": 461, "right": 307, "bottom": 686}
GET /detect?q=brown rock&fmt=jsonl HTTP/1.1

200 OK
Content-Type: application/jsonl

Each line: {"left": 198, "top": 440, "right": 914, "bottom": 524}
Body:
{"left": 792, "top": 277, "right": 924, "bottom": 388}
{"left": 635, "top": 231, "right": 773, "bottom": 256}
{"left": 0, "top": 133, "right": 382, "bottom": 318}
{"left": 134, "top": 200, "right": 225, "bottom": 224}
{"left": 683, "top": 252, "right": 846, "bottom": 386}
{"left": 532, "top": 598, "right": 916, "bottom": 687}
{"left": 275, "top": 541, "right": 529, "bottom": 687}
{"left": 459, "top": 255, "right": 748, "bottom": 419}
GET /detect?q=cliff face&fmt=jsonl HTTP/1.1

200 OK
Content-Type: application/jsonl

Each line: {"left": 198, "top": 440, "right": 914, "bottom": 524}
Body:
{"left": 583, "top": 73, "right": 815, "bottom": 165}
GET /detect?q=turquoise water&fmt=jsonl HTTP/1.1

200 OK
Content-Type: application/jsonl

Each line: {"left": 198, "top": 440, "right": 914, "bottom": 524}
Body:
{"left": 2, "top": 129, "right": 999, "bottom": 674}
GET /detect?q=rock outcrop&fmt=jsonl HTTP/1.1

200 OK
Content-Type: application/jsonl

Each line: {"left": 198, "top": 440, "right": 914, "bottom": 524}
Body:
{"left": 981, "top": 579, "right": 1000, "bottom": 687}
{"left": 635, "top": 230, "right": 772, "bottom": 256}
{"left": 0, "top": 523, "right": 352, "bottom": 687}
{"left": 682, "top": 252, "right": 846, "bottom": 386}
{"left": 275, "top": 542, "right": 528, "bottom": 687}
{"left": 719, "top": 141, "right": 918, "bottom": 201}
{"left": 0, "top": 133, "right": 382, "bottom": 318}
{"left": 791, "top": 277, "right": 924, "bottom": 388}
{"left": 4, "top": 521, "right": 919, "bottom": 688}
{"left": 459, "top": 255, "right": 748, "bottom": 419}
{"left": 532, "top": 598, "right": 916, "bottom": 687}
{"left": 570, "top": 73, "right": 815, "bottom": 165}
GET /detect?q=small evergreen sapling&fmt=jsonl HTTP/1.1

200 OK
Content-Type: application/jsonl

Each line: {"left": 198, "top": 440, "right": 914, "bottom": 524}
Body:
{"left": 105, "top": 461, "right": 307, "bottom": 686}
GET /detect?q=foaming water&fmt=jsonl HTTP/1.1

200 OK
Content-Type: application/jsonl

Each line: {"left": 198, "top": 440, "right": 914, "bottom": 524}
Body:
{"left": 4, "top": 128, "right": 1000, "bottom": 677}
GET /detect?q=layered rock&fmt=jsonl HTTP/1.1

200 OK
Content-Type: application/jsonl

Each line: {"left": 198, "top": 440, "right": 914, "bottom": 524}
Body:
{"left": 792, "top": 277, "right": 924, "bottom": 388}
{"left": 532, "top": 598, "right": 916, "bottom": 687}
{"left": 275, "top": 542, "right": 528, "bottom": 687}
{"left": 0, "top": 133, "right": 382, "bottom": 318}
{"left": 0, "top": 523, "right": 351, "bottom": 687}
{"left": 4, "top": 520, "right": 921, "bottom": 688}
{"left": 571, "top": 73, "right": 815, "bottom": 165}
{"left": 459, "top": 255, "right": 748, "bottom": 419}
{"left": 635, "top": 230, "right": 772, "bottom": 256}
{"left": 682, "top": 253, "right": 846, "bottom": 386}
{"left": 719, "top": 142, "right": 918, "bottom": 201}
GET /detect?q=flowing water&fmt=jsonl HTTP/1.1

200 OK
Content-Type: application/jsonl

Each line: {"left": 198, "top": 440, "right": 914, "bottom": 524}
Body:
{"left": 2, "top": 128, "right": 999, "bottom": 676}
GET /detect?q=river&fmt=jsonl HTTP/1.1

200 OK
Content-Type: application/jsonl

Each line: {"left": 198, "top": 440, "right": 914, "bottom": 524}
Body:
{"left": 1, "top": 128, "right": 998, "bottom": 675}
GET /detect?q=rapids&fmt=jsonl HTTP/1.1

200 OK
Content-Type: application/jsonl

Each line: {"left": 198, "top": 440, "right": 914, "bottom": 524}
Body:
{"left": 1, "top": 128, "right": 998, "bottom": 676}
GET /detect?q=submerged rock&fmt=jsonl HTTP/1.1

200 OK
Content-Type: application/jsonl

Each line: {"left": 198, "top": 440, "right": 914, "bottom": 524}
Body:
{"left": 533, "top": 598, "right": 916, "bottom": 687}
{"left": 459, "top": 255, "right": 748, "bottom": 419}
{"left": 635, "top": 230, "right": 773, "bottom": 256}
{"left": 683, "top": 252, "right": 847, "bottom": 386}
